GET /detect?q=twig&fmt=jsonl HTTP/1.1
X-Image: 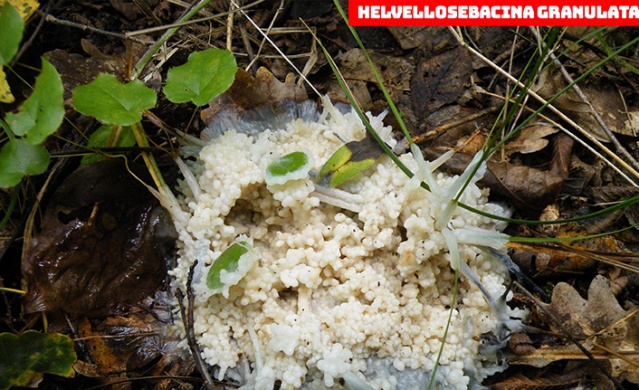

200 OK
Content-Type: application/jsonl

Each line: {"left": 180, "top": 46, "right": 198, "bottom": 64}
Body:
{"left": 529, "top": 27, "right": 639, "bottom": 174}
{"left": 413, "top": 104, "right": 502, "bottom": 144}
{"left": 43, "top": 14, "right": 145, "bottom": 45}
{"left": 176, "top": 261, "right": 216, "bottom": 390}
{"left": 11, "top": 2, "right": 50, "bottom": 67}
{"left": 226, "top": 1, "right": 238, "bottom": 51}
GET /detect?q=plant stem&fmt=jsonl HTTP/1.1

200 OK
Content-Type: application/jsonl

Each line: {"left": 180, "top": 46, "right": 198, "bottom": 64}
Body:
{"left": 130, "top": 121, "right": 169, "bottom": 195}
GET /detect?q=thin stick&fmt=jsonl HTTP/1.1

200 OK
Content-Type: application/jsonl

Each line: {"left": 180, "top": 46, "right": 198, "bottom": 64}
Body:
{"left": 176, "top": 261, "right": 216, "bottom": 390}
{"left": 412, "top": 104, "right": 502, "bottom": 144}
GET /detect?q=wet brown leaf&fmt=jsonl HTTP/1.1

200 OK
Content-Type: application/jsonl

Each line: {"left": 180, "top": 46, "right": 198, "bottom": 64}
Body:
{"left": 22, "top": 159, "right": 176, "bottom": 317}
{"left": 549, "top": 133, "right": 574, "bottom": 180}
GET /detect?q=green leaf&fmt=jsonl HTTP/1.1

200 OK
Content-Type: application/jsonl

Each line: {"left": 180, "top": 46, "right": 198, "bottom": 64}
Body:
{"left": 5, "top": 58, "right": 64, "bottom": 145}
{"left": 0, "top": 139, "right": 49, "bottom": 188}
{"left": 80, "top": 124, "right": 137, "bottom": 165}
{"left": 0, "top": 2, "right": 24, "bottom": 65}
{"left": 163, "top": 48, "right": 237, "bottom": 106}
{"left": 207, "top": 241, "right": 250, "bottom": 290}
{"left": 72, "top": 73, "right": 157, "bottom": 126}
{"left": 329, "top": 159, "right": 376, "bottom": 187}
{"left": 265, "top": 151, "right": 313, "bottom": 185}
{"left": 317, "top": 137, "right": 383, "bottom": 187}
{"left": 0, "top": 330, "right": 76, "bottom": 390}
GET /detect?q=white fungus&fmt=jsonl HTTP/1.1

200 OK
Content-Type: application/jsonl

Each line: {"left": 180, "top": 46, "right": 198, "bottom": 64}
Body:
{"left": 168, "top": 99, "right": 521, "bottom": 389}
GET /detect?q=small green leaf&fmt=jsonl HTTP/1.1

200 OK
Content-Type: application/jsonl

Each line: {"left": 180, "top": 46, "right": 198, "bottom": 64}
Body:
{"left": 5, "top": 58, "right": 64, "bottom": 145}
{"left": 265, "top": 151, "right": 313, "bottom": 185}
{"left": 329, "top": 159, "right": 376, "bottom": 187}
{"left": 72, "top": 73, "right": 157, "bottom": 126}
{"left": 0, "top": 139, "right": 49, "bottom": 188}
{"left": 317, "top": 137, "right": 383, "bottom": 187}
{"left": 317, "top": 143, "right": 352, "bottom": 182}
{"left": 80, "top": 124, "right": 137, "bottom": 165}
{"left": 0, "top": 330, "right": 76, "bottom": 390}
{"left": 207, "top": 241, "right": 250, "bottom": 290}
{"left": 163, "top": 48, "right": 237, "bottom": 106}
{"left": 0, "top": 2, "right": 24, "bottom": 65}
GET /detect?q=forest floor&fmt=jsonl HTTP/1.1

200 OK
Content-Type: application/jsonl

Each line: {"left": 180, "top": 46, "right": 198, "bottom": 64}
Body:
{"left": 2, "top": 1, "right": 639, "bottom": 389}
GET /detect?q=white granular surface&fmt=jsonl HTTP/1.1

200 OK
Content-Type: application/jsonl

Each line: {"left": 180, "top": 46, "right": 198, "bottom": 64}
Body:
{"left": 169, "top": 102, "right": 516, "bottom": 389}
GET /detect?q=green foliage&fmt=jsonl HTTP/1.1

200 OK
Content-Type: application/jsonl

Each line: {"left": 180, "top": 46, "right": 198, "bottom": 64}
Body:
{"left": 265, "top": 151, "right": 313, "bottom": 185}
{"left": 72, "top": 73, "right": 157, "bottom": 126}
{"left": 81, "top": 124, "right": 137, "bottom": 165}
{"left": 163, "top": 48, "right": 237, "bottom": 106}
{"left": 317, "top": 138, "right": 382, "bottom": 187}
{"left": 0, "top": 330, "right": 77, "bottom": 390}
{"left": 0, "top": 2, "right": 23, "bottom": 65}
{"left": 0, "top": 139, "right": 49, "bottom": 188}
{"left": 5, "top": 59, "right": 64, "bottom": 145}
{"left": 207, "top": 241, "right": 250, "bottom": 290}
{"left": 267, "top": 152, "right": 310, "bottom": 177}
{"left": 0, "top": 58, "right": 64, "bottom": 188}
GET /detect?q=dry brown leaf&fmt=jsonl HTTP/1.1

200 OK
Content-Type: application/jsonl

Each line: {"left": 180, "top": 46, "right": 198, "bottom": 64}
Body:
{"left": 504, "top": 123, "right": 559, "bottom": 155}
{"left": 534, "top": 67, "right": 638, "bottom": 142}
{"left": 336, "top": 48, "right": 414, "bottom": 100}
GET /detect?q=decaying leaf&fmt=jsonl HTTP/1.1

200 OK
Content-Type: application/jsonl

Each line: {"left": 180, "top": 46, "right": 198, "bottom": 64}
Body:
{"left": 22, "top": 159, "right": 176, "bottom": 317}
{"left": 0, "top": 0, "right": 39, "bottom": 21}
{"left": 586, "top": 186, "right": 639, "bottom": 228}
{"left": 72, "top": 308, "right": 177, "bottom": 387}
{"left": 0, "top": 67, "right": 13, "bottom": 103}
{"left": 0, "top": 330, "right": 76, "bottom": 390}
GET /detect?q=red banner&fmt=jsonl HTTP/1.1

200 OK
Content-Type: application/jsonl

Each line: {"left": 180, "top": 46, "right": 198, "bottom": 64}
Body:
{"left": 348, "top": 0, "right": 639, "bottom": 26}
